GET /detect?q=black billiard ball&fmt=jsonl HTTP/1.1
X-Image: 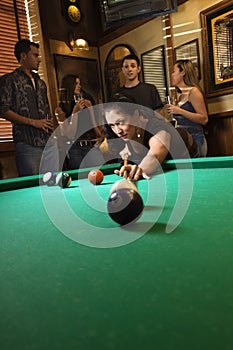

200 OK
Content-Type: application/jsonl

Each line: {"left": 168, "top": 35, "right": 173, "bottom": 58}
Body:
{"left": 88, "top": 169, "right": 104, "bottom": 185}
{"left": 56, "top": 172, "right": 72, "bottom": 188}
{"left": 43, "top": 171, "right": 57, "bottom": 186}
{"left": 107, "top": 188, "right": 144, "bottom": 225}
{"left": 110, "top": 179, "right": 138, "bottom": 195}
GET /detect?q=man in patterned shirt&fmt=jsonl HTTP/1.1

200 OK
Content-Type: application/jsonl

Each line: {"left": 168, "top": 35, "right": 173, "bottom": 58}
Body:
{"left": 0, "top": 39, "right": 58, "bottom": 176}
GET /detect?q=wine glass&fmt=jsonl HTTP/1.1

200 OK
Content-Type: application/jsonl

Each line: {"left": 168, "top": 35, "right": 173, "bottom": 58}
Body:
{"left": 164, "top": 96, "right": 173, "bottom": 121}
{"left": 169, "top": 87, "right": 178, "bottom": 106}
{"left": 165, "top": 92, "right": 177, "bottom": 126}
{"left": 74, "top": 92, "right": 83, "bottom": 103}
{"left": 45, "top": 114, "right": 53, "bottom": 133}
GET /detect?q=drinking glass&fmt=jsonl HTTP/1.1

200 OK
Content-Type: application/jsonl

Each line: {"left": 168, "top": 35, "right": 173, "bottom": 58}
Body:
{"left": 165, "top": 95, "right": 177, "bottom": 127}
{"left": 45, "top": 114, "right": 53, "bottom": 133}
{"left": 74, "top": 93, "right": 83, "bottom": 103}
{"left": 164, "top": 96, "right": 173, "bottom": 121}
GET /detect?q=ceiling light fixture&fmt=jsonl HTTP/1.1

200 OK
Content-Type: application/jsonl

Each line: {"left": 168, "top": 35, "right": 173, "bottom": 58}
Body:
{"left": 68, "top": 32, "right": 89, "bottom": 51}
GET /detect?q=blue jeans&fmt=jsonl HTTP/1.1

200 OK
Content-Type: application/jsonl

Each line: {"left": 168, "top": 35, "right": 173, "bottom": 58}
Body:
{"left": 15, "top": 141, "right": 59, "bottom": 177}
{"left": 179, "top": 125, "right": 208, "bottom": 157}
{"left": 193, "top": 134, "right": 208, "bottom": 157}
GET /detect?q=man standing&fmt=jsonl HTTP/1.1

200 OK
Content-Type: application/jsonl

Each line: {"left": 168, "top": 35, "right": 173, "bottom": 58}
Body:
{"left": 0, "top": 39, "right": 58, "bottom": 176}
{"left": 115, "top": 54, "right": 164, "bottom": 113}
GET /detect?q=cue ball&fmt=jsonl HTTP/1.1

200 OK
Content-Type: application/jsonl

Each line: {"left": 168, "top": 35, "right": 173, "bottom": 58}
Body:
{"left": 88, "top": 169, "right": 104, "bottom": 185}
{"left": 107, "top": 188, "right": 144, "bottom": 225}
{"left": 110, "top": 179, "right": 138, "bottom": 195}
{"left": 43, "top": 171, "right": 57, "bottom": 186}
{"left": 56, "top": 172, "right": 72, "bottom": 188}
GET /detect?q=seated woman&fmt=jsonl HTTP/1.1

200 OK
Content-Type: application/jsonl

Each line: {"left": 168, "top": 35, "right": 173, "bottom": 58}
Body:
{"left": 167, "top": 59, "right": 208, "bottom": 157}
{"left": 103, "top": 93, "right": 198, "bottom": 181}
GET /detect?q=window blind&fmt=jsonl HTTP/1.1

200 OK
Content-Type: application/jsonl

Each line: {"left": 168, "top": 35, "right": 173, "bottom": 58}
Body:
{"left": 0, "top": 0, "right": 29, "bottom": 142}
{"left": 141, "top": 46, "right": 167, "bottom": 103}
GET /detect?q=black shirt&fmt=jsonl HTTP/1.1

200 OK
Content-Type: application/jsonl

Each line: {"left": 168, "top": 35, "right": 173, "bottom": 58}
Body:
{"left": 116, "top": 82, "right": 163, "bottom": 110}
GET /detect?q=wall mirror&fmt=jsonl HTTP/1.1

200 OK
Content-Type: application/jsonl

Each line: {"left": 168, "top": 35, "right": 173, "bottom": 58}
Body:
{"left": 53, "top": 54, "right": 102, "bottom": 105}
{"left": 104, "top": 45, "right": 134, "bottom": 100}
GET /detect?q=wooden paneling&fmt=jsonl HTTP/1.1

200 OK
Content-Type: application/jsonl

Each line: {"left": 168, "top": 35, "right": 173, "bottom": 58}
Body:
{"left": 206, "top": 112, "right": 233, "bottom": 156}
{"left": 0, "top": 142, "right": 18, "bottom": 179}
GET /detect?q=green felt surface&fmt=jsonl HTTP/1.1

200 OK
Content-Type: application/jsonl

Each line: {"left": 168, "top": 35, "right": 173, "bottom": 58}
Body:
{"left": 0, "top": 157, "right": 233, "bottom": 350}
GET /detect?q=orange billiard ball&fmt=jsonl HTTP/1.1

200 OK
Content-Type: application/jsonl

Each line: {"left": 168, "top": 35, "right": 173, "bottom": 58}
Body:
{"left": 88, "top": 169, "right": 104, "bottom": 185}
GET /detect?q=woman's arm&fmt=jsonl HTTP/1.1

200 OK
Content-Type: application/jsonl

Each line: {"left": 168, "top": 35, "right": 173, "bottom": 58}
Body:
{"left": 167, "top": 87, "right": 208, "bottom": 125}
{"left": 115, "top": 131, "right": 170, "bottom": 181}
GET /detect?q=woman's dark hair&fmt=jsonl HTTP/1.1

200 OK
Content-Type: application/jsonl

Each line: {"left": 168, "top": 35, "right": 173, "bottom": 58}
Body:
{"left": 59, "top": 74, "right": 95, "bottom": 104}
{"left": 103, "top": 93, "right": 139, "bottom": 140}
{"left": 103, "top": 92, "right": 155, "bottom": 139}
{"left": 60, "top": 74, "right": 80, "bottom": 102}
{"left": 106, "top": 92, "right": 155, "bottom": 119}
{"left": 105, "top": 92, "right": 141, "bottom": 117}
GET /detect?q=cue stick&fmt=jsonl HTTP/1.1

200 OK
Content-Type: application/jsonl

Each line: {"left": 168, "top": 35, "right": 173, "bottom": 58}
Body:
{"left": 120, "top": 144, "right": 131, "bottom": 179}
{"left": 123, "top": 157, "right": 128, "bottom": 179}
{"left": 116, "top": 144, "right": 138, "bottom": 193}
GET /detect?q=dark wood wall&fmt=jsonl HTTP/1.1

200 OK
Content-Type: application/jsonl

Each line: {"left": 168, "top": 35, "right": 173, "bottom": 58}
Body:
{"left": 206, "top": 112, "right": 233, "bottom": 157}
{"left": 38, "top": 0, "right": 99, "bottom": 45}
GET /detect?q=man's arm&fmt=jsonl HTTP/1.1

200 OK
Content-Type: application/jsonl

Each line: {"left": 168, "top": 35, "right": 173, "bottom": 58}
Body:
{"left": 2, "top": 109, "right": 53, "bottom": 133}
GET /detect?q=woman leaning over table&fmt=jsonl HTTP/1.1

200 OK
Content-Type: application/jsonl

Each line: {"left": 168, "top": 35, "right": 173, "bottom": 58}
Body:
{"left": 167, "top": 59, "right": 208, "bottom": 157}
{"left": 103, "top": 93, "right": 194, "bottom": 181}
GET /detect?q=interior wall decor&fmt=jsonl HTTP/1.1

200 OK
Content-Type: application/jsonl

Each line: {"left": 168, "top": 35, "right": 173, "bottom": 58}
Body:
{"left": 67, "top": 32, "right": 89, "bottom": 51}
{"left": 201, "top": 0, "right": 233, "bottom": 97}
{"left": 104, "top": 45, "right": 134, "bottom": 100}
{"left": 174, "top": 39, "right": 201, "bottom": 80}
{"left": 53, "top": 54, "right": 102, "bottom": 105}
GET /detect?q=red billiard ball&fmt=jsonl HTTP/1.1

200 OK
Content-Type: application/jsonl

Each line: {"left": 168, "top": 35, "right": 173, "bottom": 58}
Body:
{"left": 107, "top": 188, "right": 144, "bottom": 225}
{"left": 56, "top": 172, "right": 72, "bottom": 188}
{"left": 88, "top": 169, "right": 104, "bottom": 185}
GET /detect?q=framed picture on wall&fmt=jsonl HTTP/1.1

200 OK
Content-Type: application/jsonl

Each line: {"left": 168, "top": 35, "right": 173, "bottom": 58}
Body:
{"left": 200, "top": 0, "right": 233, "bottom": 97}
{"left": 53, "top": 54, "right": 102, "bottom": 104}
{"left": 174, "top": 39, "right": 201, "bottom": 80}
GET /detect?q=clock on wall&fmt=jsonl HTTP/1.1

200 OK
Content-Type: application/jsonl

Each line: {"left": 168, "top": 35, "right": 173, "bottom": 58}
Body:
{"left": 61, "top": 0, "right": 81, "bottom": 24}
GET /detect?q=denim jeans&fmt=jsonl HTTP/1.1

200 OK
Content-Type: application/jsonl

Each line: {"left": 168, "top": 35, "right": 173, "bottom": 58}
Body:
{"left": 15, "top": 141, "right": 59, "bottom": 176}
{"left": 193, "top": 134, "right": 208, "bottom": 157}
{"left": 178, "top": 125, "right": 208, "bottom": 158}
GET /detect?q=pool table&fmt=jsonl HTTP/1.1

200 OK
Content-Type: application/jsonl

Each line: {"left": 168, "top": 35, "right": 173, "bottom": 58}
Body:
{"left": 0, "top": 156, "right": 233, "bottom": 350}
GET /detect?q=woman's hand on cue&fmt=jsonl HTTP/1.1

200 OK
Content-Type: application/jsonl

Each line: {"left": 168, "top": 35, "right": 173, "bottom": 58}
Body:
{"left": 114, "top": 164, "right": 150, "bottom": 181}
